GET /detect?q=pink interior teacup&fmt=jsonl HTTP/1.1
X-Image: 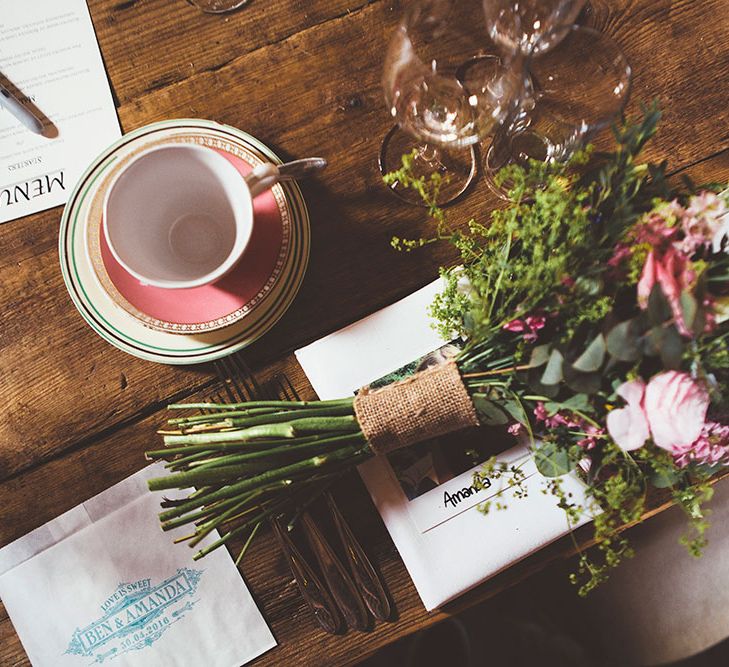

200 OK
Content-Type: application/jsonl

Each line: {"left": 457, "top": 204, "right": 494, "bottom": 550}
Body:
{"left": 103, "top": 144, "right": 254, "bottom": 289}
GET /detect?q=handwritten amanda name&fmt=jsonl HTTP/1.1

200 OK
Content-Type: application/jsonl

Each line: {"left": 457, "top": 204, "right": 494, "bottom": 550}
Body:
{"left": 443, "top": 476, "right": 492, "bottom": 509}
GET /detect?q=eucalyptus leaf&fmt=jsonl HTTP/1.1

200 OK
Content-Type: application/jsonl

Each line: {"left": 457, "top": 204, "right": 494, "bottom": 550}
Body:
{"left": 606, "top": 319, "right": 641, "bottom": 362}
{"left": 527, "top": 371, "right": 560, "bottom": 398}
{"left": 648, "top": 284, "right": 672, "bottom": 324}
{"left": 679, "top": 291, "right": 697, "bottom": 331}
{"left": 471, "top": 395, "right": 509, "bottom": 426}
{"left": 540, "top": 348, "right": 564, "bottom": 385}
{"left": 502, "top": 399, "right": 527, "bottom": 424}
{"left": 528, "top": 344, "right": 551, "bottom": 368}
{"left": 573, "top": 334, "right": 607, "bottom": 372}
{"left": 564, "top": 365, "right": 602, "bottom": 394}
{"left": 659, "top": 325, "right": 684, "bottom": 369}
{"left": 560, "top": 393, "right": 591, "bottom": 413}
{"left": 650, "top": 467, "right": 681, "bottom": 489}
{"left": 534, "top": 441, "right": 573, "bottom": 478}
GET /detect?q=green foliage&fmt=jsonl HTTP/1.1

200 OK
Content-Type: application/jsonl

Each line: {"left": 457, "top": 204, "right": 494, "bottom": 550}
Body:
{"left": 384, "top": 103, "right": 729, "bottom": 597}
{"left": 534, "top": 440, "right": 574, "bottom": 477}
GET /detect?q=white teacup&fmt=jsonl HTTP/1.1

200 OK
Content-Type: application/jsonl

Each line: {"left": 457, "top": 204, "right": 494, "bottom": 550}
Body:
{"left": 103, "top": 144, "right": 273, "bottom": 290}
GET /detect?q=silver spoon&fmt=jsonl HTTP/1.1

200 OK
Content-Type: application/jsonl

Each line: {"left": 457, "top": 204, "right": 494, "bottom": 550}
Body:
{"left": 245, "top": 157, "right": 327, "bottom": 197}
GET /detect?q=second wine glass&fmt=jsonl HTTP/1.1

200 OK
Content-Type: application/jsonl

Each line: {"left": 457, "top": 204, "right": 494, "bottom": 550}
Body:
{"left": 484, "top": 24, "right": 632, "bottom": 199}
{"left": 381, "top": 0, "right": 525, "bottom": 205}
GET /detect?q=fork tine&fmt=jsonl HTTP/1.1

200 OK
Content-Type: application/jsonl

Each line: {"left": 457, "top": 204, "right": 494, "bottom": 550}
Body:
{"left": 223, "top": 356, "right": 256, "bottom": 402}
{"left": 281, "top": 374, "right": 301, "bottom": 402}
{"left": 213, "top": 360, "right": 239, "bottom": 403}
{"left": 218, "top": 358, "right": 243, "bottom": 402}
{"left": 229, "top": 355, "right": 264, "bottom": 400}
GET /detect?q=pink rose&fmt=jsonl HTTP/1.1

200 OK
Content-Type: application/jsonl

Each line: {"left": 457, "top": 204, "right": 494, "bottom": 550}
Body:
{"left": 636, "top": 248, "right": 695, "bottom": 336}
{"left": 607, "top": 372, "right": 709, "bottom": 453}
{"left": 644, "top": 371, "right": 709, "bottom": 451}
{"left": 606, "top": 379, "right": 650, "bottom": 451}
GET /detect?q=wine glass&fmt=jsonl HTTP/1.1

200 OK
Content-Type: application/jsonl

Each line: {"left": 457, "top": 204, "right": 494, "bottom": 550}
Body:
{"left": 484, "top": 24, "right": 632, "bottom": 198}
{"left": 482, "top": 0, "right": 588, "bottom": 56}
{"left": 187, "top": 0, "right": 250, "bottom": 13}
{"left": 381, "top": 0, "right": 525, "bottom": 205}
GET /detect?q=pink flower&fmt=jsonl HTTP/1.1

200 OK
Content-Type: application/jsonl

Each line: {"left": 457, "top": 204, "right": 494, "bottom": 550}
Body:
{"left": 607, "top": 244, "right": 632, "bottom": 269}
{"left": 644, "top": 371, "right": 709, "bottom": 452}
{"left": 607, "top": 372, "right": 710, "bottom": 452}
{"left": 606, "top": 379, "right": 650, "bottom": 451}
{"left": 504, "top": 318, "right": 526, "bottom": 333}
{"left": 681, "top": 192, "right": 729, "bottom": 254}
{"left": 634, "top": 209, "right": 681, "bottom": 247}
{"left": 503, "top": 313, "right": 546, "bottom": 343}
{"left": 508, "top": 422, "right": 525, "bottom": 437}
{"left": 534, "top": 401, "right": 604, "bottom": 449}
{"left": 534, "top": 402, "right": 549, "bottom": 422}
{"left": 673, "top": 422, "right": 729, "bottom": 468}
{"left": 636, "top": 247, "right": 696, "bottom": 336}
{"left": 576, "top": 424, "right": 605, "bottom": 450}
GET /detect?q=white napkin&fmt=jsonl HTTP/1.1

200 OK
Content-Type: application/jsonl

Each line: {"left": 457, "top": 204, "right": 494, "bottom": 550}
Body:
{"left": 296, "top": 280, "right": 592, "bottom": 611}
{"left": 0, "top": 465, "right": 275, "bottom": 667}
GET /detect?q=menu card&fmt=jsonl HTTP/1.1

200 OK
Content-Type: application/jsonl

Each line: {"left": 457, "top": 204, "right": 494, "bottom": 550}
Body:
{"left": 296, "top": 280, "right": 593, "bottom": 611}
{"left": 0, "top": 465, "right": 276, "bottom": 667}
{"left": 0, "top": 0, "right": 120, "bottom": 223}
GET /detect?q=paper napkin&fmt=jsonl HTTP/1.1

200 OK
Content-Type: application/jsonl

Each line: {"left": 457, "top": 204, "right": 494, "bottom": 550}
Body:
{"left": 0, "top": 465, "right": 275, "bottom": 667}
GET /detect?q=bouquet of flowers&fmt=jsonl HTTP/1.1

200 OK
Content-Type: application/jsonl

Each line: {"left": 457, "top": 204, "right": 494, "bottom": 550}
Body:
{"left": 146, "top": 105, "right": 728, "bottom": 593}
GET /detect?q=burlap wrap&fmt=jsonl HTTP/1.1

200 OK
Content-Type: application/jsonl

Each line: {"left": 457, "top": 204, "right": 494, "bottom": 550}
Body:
{"left": 353, "top": 360, "right": 480, "bottom": 455}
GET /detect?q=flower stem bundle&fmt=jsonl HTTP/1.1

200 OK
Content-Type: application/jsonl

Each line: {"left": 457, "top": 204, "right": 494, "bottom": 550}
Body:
{"left": 147, "top": 104, "right": 729, "bottom": 594}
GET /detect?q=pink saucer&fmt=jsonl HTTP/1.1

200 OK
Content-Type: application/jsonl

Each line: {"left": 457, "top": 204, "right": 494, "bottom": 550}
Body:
{"left": 99, "top": 149, "right": 286, "bottom": 332}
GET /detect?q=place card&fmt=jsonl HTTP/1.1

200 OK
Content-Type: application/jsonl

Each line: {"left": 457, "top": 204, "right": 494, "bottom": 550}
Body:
{"left": 296, "top": 280, "right": 593, "bottom": 610}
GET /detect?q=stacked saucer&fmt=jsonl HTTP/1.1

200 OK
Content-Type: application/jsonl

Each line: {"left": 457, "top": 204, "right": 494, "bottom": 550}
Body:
{"left": 59, "top": 119, "right": 310, "bottom": 365}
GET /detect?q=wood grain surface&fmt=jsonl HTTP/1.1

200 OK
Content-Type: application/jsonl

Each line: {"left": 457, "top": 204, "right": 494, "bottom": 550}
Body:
{"left": 1, "top": 0, "right": 728, "bottom": 665}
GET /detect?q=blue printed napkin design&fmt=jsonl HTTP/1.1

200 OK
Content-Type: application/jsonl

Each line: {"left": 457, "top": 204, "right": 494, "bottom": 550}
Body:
{"left": 0, "top": 465, "right": 275, "bottom": 667}
{"left": 65, "top": 568, "right": 203, "bottom": 663}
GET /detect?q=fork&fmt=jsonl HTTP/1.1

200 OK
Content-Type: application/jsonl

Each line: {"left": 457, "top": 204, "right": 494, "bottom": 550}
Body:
{"left": 275, "top": 374, "right": 392, "bottom": 622}
{"left": 212, "top": 355, "right": 347, "bottom": 634}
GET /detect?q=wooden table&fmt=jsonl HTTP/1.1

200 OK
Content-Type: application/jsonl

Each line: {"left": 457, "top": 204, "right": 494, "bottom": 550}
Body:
{"left": 1, "top": 0, "right": 728, "bottom": 664}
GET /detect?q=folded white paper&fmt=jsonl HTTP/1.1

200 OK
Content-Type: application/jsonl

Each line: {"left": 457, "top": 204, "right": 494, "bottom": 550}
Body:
{"left": 0, "top": 0, "right": 121, "bottom": 223}
{"left": 296, "top": 280, "right": 592, "bottom": 611}
{"left": 0, "top": 465, "right": 275, "bottom": 667}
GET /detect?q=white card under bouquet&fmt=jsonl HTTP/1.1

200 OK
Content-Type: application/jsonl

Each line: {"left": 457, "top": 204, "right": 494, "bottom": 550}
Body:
{"left": 0, "top": 465, "right": 275, "bottom": 667}
{"left": 296, "top": 280, "right": 592, "bottom": 611}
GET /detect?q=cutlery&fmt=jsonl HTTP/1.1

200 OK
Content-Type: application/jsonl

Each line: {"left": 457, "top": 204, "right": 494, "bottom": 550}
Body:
{"left": 245, "top": 157, "right": 327, "bottom": 197}
{"left": 212, "top": 355, "right": 348, "bottom": 634}
{"left": 325, "top": 492, "right": 392, "bottom": 621}
{"left": 270, "top": 516, "right": 344, "bottom": 635}
{"left": 274, "top": 373, "right": 392, "bottom": 623}
{"left": 300, "top": 510, "right": 370, "bottom": 632}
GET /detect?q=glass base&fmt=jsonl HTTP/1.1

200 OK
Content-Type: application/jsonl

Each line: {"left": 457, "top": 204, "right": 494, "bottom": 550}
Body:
{"left": 378, "top": 125, "right": 477, "bottom": 207}
{"left": 187, "top": 0, "right": 250, "bottom": 13}
{"left": 482, "top": 138, "right": 515, "bottom": 202}
{"left": 483, "top": 130, "right": 573, "bottom": 202}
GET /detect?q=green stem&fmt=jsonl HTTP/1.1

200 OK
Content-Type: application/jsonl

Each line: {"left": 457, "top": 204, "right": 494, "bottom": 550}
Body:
{"left": 163, "top": 417, "right": 361, "bottom": 447}
{"left": 159, "top": 480, "right": 291, "bottom": 523}
{"left": 149, "top": 444, "right": 365, "bottom": 497}
{"left": 188, "top": 433, "right": 367, "bottom": 470}
{"left": 171, "top": 404, "right": 354, "bottom": 429}
{"left": 169, "top": 398, "right": 354, "bottom": 411}
{"left": 235, "top": 522, "right": 261, "bottom": 566}
{"left": 146, "top": 435, "right": 327, "bottom": 459}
